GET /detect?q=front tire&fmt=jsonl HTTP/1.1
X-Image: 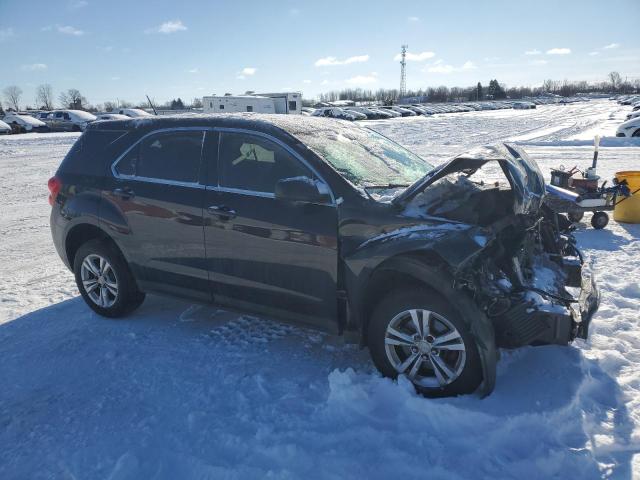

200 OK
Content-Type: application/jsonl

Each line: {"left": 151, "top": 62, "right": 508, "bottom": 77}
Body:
{"left": 368, "top": 288, "right": 482, "bottom": 397}
{"left": 73, "top": 239, "right": 145, "bottom": 317}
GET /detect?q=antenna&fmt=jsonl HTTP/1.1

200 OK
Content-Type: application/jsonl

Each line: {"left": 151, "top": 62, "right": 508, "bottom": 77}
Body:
{"left": 146, "top": 95, "right": 158, "bottom": 115}
{"left": 400, "top": 44, "right": 408, "bottom": 98}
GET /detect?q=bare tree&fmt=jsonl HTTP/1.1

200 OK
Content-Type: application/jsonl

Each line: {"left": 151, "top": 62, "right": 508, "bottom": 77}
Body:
{"left": 608, "top": 71, "right": 622, "bottom": 91}
{"left": 3, "top": 85, "right": 22, "bottom": 110}
{"left": 103, "top": 101, "right": 117, "bottom": 112}
{"left": 59, "top": 88, "right": 87, "bottom": 109}
{"left": 36, "top": 84, "right": 54, "bottom": 110}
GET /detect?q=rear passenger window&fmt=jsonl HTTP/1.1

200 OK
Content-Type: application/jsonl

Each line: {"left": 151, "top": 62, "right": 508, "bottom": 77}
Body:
{"left": 115, "top": 146, "right": 137, "bottom": 176}
{"left": 114, "top": 131, "right": 204, "bottom": 183}
{"left": 219, "top": 132, "right": 311, "bottom": 193}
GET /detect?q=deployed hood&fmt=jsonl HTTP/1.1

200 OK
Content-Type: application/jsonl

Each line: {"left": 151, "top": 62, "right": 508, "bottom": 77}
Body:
{"left": 392, "top": 143, "right": 545, "bottom": 215}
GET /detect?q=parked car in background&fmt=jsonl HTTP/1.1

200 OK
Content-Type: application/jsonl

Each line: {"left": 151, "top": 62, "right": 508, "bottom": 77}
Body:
{"left": 312, "top": 107, "right": 360, "bottom": 121}
{"left": 0, "top": 119, "right": 11, "bottom": 134}
{"left": 117, "top": 108, "right": 154, "bottom": 118}
{"left": 619, "top": 96, "right": 640, "bottom": 106}
{"left": 343, "top": 109, "right": 368, "bottom": 120}
{"left": 401, "top": 105, "right": 427, "bottom": 115}
{"left": 48, "top": 114, "right": 599, "bottom": 397}
{"left": 301, "top": 107, "right": 316, "bottom": 116}
{"left": 625, "top": 110, "right": 640, "bottom": 121}
{"left": 513, "top": 102, "right": 536, "bottom": 110}
{"left": 45, "top": 110, "right": 97, "bottom": 132}
{"left": 345, "top": 107, "right": 384, "bottom": 119}
{"left": 380, "top": 106, "right": 416, "bottom": 117}
{"left": 371, "top": 107, "right": 400, "bottom": 118}
{"left": 2, "top": 113, "right": 50, "bottom": 133}
{"left": 616, "top": 117, "right": 640, "bottom": 137}
{"left": 97, "top": 114, "right": 131, "bottom": 121}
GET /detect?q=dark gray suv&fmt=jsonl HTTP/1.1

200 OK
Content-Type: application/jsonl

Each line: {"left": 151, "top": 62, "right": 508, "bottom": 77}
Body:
{"left": 48, "top": 114, "right": 599, "bottom": 397}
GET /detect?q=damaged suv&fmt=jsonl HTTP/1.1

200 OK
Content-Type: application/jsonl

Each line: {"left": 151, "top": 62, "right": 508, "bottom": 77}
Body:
{"left": 49, "top": 114, "right": 599, "bottom": 396}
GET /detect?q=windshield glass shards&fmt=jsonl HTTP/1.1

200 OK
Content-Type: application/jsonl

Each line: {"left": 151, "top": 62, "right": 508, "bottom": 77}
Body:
{"left": 296, "top": 127, "right": 434, "bottom": 188}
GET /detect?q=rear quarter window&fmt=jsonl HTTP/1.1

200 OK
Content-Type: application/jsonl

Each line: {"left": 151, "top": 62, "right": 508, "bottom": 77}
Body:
{"left": 58, "top": 130, "right": 129, "bottom": 176}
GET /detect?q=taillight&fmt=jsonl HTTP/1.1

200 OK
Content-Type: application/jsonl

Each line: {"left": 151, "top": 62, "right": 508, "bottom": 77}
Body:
{"left": 48, "top": 176, "right": 62, "bottom": 206}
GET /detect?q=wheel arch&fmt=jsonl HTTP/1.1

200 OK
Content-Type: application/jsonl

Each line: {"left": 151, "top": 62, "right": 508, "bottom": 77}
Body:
{"left": 359, "top": 251, "right": 448, "bottom": 339}
{"left": 65, "top": 223, "right": 125, "bottom": 268}
{"left": 356, "top": 251, "right": 497, "bottom": 396}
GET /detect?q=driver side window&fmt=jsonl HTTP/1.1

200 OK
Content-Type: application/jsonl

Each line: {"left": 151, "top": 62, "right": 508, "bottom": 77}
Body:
{"left": 218, "top": 132, "right": 312, "bottom": 193}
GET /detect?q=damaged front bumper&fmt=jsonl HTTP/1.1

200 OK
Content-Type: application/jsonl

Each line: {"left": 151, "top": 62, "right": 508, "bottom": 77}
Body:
{"left": 450, "top": 220, "right": 601, "bottom": 349}
{"left": 489, "top": 254, "right": 600, "bottom": 348}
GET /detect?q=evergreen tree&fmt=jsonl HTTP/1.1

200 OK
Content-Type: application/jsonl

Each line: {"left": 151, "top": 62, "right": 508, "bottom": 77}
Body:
{"left": 170, "top": 98, "right": 185, "bottom": 109}
{"left": 487, "top": 79, "right": 506, "bottom": 99}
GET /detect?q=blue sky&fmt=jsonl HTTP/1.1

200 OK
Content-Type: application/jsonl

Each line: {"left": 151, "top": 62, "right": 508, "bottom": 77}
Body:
{"left": 1, "top": 0, "right": 639, "bottom": 107}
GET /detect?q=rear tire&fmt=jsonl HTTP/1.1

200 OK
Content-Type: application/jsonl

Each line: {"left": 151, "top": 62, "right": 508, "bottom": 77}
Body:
{"left": 591, "top": 211, "right": 609, "bottom": 229}
{"left": 73, "top": 239, "right": 145, "bottom": 317}
{"left": 368, "top": 288, "right": 482, "bottom": 397}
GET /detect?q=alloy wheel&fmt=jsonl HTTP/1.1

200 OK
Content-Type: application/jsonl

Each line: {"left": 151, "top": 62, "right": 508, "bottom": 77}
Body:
{"left": 384, "top": 309, "right": 467, "bottom": 388}
{"left": 80, "top": 254, "right": 118, "bottom": 308}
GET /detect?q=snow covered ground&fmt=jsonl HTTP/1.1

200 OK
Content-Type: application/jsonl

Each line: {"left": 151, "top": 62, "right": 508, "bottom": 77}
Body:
{"left": 1, "top": 100, "right": 639, "bottom": 479}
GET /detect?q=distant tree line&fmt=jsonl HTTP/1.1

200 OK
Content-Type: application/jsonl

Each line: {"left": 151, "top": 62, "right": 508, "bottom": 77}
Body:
{"left": 315, "top": 72, "right": 640, "bottom": 104}
{"left": 1, "top": 71, "right": 638, "bottom": 113}
{"left": 0, "top": 84, "right": 203, "bottom": 113}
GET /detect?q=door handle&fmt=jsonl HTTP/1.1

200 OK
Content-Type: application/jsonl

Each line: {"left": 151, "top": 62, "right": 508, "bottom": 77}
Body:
{"left": 113, "top": 187, "right": 135, "bottom": 200}
{"left": 207, "top": 205, "right": 236, "bottom": 220}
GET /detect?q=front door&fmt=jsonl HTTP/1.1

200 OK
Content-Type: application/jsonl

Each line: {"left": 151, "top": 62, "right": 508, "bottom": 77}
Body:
{"left": 104, "top": 129, "right": 209, "bottom": 300}
{"left": 202, "top": 130, "right": 339, "bottom": 331}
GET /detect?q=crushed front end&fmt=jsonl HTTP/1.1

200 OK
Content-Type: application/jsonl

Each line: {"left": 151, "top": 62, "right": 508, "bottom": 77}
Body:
{"left": 454, "top": 209, "right": 600, "bottom": 348}
{"left": 393, "top": 143, "right": 600, "bottom": 348}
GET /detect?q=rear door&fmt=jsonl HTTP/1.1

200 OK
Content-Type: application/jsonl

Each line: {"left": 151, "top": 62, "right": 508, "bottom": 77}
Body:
{"left": 62, "top": 112, "right": 73, "bottom": 131}
{"left": 50, "top": 111, "right": 64, "bottom": 131}
{"left": 104, "top": 128, "right": 209, "bottom": 300}
{"left": 202, "top": 129, "right": 339, "bottom": 331}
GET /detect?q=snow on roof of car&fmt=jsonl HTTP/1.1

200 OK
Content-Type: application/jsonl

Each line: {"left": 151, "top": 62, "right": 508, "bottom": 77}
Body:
{"left": 66, "top": 110, "right": 97, "bottom": 121}
{"left": 4, "top": 113, "right": 46, "bottom": 126}
{"left": 88, "top": 112, "right": 358, "bottom": 137}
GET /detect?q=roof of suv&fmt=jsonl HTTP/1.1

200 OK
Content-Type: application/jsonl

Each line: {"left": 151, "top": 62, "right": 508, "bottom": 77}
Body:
{"left": 88, "top": 113, "right": 356, "bottom": 138}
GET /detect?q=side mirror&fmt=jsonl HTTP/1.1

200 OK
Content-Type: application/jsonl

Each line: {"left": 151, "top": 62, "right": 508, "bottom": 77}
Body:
{"left": 275, "top": 177, "right": 331, "bottom": 204}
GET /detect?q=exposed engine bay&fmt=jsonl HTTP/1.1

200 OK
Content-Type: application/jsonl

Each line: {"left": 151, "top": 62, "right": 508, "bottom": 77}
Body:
{"left": 392, "top": 144, "right": 599, "bottom": 349}
{"left": 453, "top": 204, "right": 591, "bottom": 348}
{"left": 406, "top": 176, "right": 515, "bottom": 226}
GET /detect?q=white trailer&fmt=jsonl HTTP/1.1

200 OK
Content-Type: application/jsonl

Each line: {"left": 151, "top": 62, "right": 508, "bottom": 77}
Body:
{"left": 202, "top": 95, "right": 275, "bottom": 114}
{"left": 254, "top": 92, "right": 302, "bottom": 114}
